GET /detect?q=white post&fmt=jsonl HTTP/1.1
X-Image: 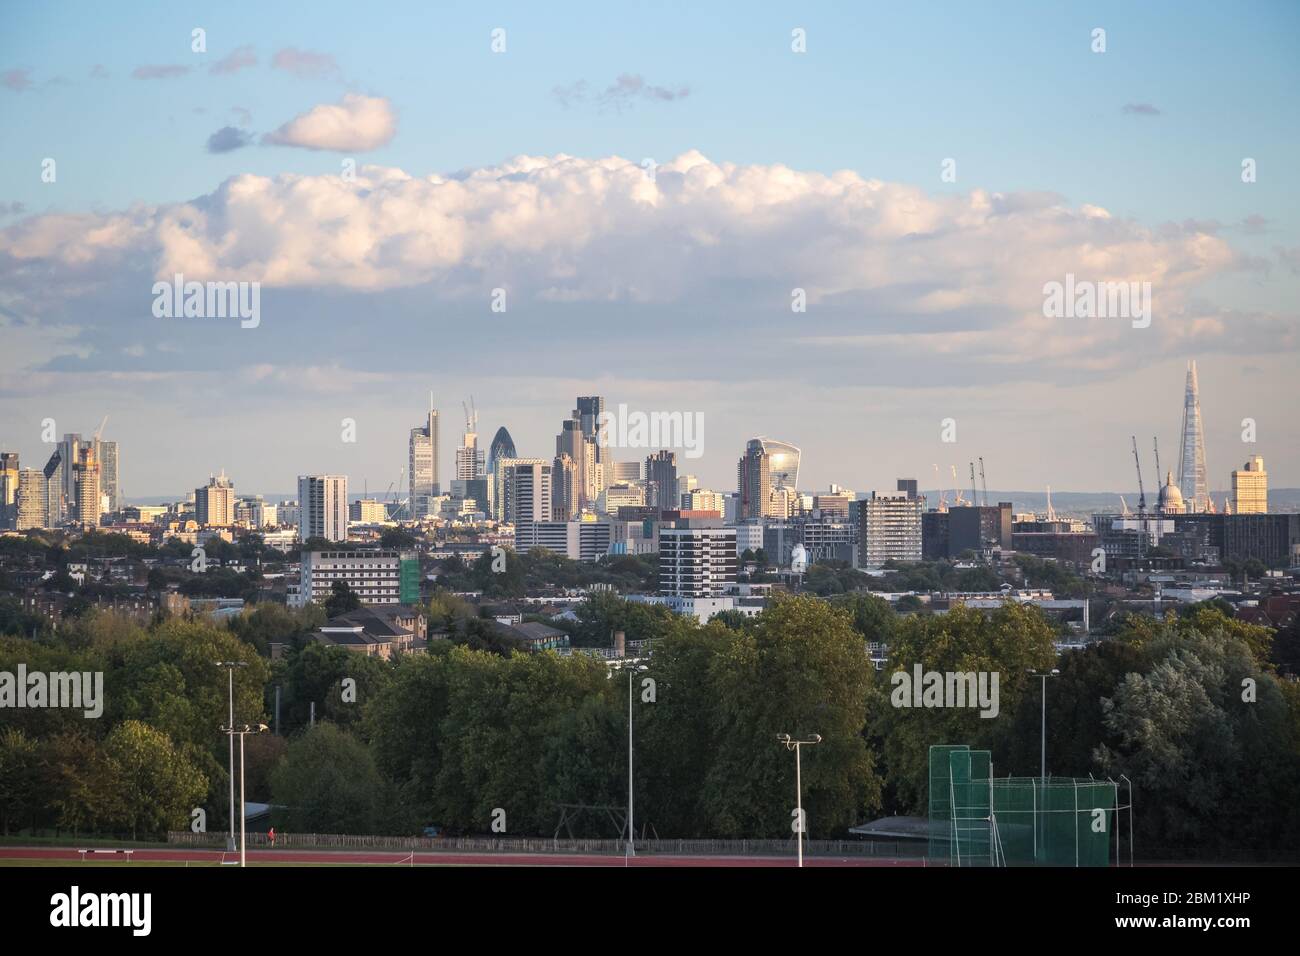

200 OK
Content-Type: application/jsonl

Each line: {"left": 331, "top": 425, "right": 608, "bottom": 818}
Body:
{"left": 239, "top": 731, "right": 247, "bottom": 869}
{"left": 627, "top": 669, "right": 635, "bottom": 858}
{"left": 795, "top": 743, "right": 803, "bottom": 869}
{"left": 228, "top": 669, "right": 235, "bottom": 851}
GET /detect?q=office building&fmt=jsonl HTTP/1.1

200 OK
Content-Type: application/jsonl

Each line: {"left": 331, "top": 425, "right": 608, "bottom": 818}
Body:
{"left": 1231, "top": 456, "right": 1267, "bottom": 515}
{"left": 298, "top": 475, "right": 349, "bottom": 542}
{"left": 409, "top": 399, "right": 440, "bottom": 517}
{"left": 645, "top": 450, "right": 678, "bottom": 514}
{"left": 514, "top": 518, "right": 612, "bottom": 562}
{"left": 599, "top": 482, "right": 645, "bottom": 515}
{"left": 1178, "top": 360, "right": 1210, "bottom": 512}
{"left": 754, "top": 437, "right": 801, "bottom": 489}
{"left": 611, "top": 461, "right": 641, "bottom": 483}
{"left": 0, "top": 453, "right": 18, "bottom": 529}
{"left": 684, "top": 488, "right": 726, "bottom": 513}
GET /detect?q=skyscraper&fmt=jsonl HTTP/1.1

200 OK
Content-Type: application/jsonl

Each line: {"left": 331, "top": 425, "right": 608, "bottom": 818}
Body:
{"left": 1177, "top": 360, "right": 1209, "bottom": 513}
{"left": 737, "top": 439, "right": 771, "bottom": 521}
{"left": 501, "top": 460, "right": 552, "bottom": 524}
{"left": 754, "top": 437, "right": 801, "bottom": 490}
{"left": 73, "top": 446, "right": 101, "bottom": 529}
{"left": 409, "top": 397, "right": 439, "bottom": 517}
{"left": 556, "top": 410, "right": 598, "bottom": 510}
{"left": 16, "top": 468, "right": 47, "bottom": 530}
{"left": 298, "top": 475, "right": 349, "bottom": 542}
{"left": 96, "top": 440, "right": 120, "bottom": 512}
{"left": 0, "top": 452, "right": 18, "bottom": 529}
{"left": 645, "top": 450, "right": 677, "bottom": 514}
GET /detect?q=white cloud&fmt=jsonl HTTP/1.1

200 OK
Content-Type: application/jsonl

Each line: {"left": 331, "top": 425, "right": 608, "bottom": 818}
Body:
{"left": 0, "top": 150, "right": 1275, "bottom": 371}
{"left": 262, "top": 93, "right": 396, "bottom": 152}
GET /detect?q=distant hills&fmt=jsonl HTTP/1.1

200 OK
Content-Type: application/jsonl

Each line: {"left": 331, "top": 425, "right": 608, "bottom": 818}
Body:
{"left": 918, "top": 489, "right": 1300, "bottom": 517}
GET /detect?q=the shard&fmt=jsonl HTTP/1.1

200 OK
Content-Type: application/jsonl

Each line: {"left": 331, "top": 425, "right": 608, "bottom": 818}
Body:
{"left": 1177, "top": 360, "right": 1209, "bottom": 512}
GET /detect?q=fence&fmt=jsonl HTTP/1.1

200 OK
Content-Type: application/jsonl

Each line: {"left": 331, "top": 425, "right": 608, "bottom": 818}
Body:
{"left": 167, "top": 830, "right": 925, "bottom": 858}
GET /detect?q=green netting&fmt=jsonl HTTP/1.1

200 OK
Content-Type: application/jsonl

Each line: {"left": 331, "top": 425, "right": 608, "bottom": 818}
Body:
{"left": 927, "top": 744, "right": 1122, "bottom": 867}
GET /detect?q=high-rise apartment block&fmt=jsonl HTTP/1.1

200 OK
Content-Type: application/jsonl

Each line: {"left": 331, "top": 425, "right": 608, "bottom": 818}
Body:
{"left": 1231, "top": 456, "right": 1267, "bottom": 515}
{"left": 858, "top": 491, "right": 923, "bottom": 567}
{"left": 298, "top": 475, "right": 349, "bottom": 542}
{"left": 195, "top": 471, "right": 236, "bottom": 526}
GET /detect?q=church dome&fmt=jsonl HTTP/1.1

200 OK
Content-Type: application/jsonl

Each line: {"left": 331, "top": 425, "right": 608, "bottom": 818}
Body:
{"left": 1157, "top": 471, "right": 1185, "bottom": 514}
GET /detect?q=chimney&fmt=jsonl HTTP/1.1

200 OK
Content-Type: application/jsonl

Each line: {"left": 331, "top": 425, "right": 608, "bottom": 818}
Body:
{"left": 614, "top": 630, "right": 626, "bottom": 658}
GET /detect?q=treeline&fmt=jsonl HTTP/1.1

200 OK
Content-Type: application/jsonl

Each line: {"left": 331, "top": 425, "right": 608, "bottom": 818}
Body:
{"left": 2, "top": 592, "right": 1298, "bottom": 858}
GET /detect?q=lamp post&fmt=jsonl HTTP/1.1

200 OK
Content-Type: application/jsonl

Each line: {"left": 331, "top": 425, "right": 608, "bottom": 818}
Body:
{"left": 214, "top": 661, "right": 247, "bottom": 853}
{"left": 1029, "top": 669, "right": 1060, "bottom": 779}
{"left": 221, "top": 722, "right": 268, "bottom": 867}
{"left": 776, "top": 733, "right": 821, "bottom": 867}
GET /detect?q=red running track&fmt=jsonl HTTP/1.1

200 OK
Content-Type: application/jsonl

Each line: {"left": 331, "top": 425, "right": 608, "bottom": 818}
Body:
{"left": 2, "top": 846, "right": 924, "bottom": 868}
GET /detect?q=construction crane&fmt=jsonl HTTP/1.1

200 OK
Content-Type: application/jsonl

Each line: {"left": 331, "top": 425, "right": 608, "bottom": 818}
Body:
{"left": 933, "top": 464, "right": 947, "bottom": 510}
{"left": 1153, "top": 436, "right": 1163, "bottom": 487}
{"left": 93, "top": 415, "right": 108, "bottom": 442}
{"left": 978, "top": 457, "right": 988, "bottom": 508}
{"left": 1046, "top": 485, "right": 1056, "bottom": 521}
{"left": 461, "top": 397, "right": 479, "bottom": 434}
{"left": 951, "top": 465, "right": 967, "bottom": 506}
{"left": 969, "top": 462, "right": 978, "bottom": 509}
{"left": 1119, "top": 496, "right": 1130, "bottom": 517}
{"left": 1131, "top": 436, "right": 1147, "bottom": 515}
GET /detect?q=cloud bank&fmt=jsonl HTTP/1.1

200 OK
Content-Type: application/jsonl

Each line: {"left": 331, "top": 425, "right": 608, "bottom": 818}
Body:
{"left": 261, "top": 93, "right": 395, "bottom": 151}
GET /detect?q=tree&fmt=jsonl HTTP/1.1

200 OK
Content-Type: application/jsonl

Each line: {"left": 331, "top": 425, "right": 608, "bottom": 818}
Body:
{"left": 0, "top": 728, "right": 40, "bottom": 835}
{"left": 871, "top": 603, "right": 1057, "bottom": 813}
{"left": 104, "top": 720, "right": 208, "bottom": 840}
{"left": 1095, "top": 624, "right": 1300, "bottom": 856}
{"left": 270, "top": 723, "right": 404, "bottom": 834}
{"left": 324, "top": 580, "right": 361, "bottom": 617}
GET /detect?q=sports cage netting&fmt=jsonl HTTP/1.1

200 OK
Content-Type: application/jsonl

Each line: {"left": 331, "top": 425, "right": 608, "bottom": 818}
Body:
{"left": 927, "top": 744, "right": 1133, "bottom": 866}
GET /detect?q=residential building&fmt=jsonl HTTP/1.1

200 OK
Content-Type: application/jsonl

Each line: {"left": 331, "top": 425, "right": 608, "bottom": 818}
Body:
{"left": 1231, "top": 456, "right": 1267, "bottom": 515}
{"left": 298, "top": 475, "right": 349, "bottom": 542}
{"left": 293, "top": 549, "right": 420, "bottom": 608}
{"left": 858, "top": 492, "right": 923, "bottom": 567}
{"left": 195, "top": 471, "right": 236, "bottom": 526}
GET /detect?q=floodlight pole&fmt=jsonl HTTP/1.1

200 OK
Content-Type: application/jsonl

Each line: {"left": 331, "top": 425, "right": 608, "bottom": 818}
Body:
{"left": 777, "top": 734, "right": 821, "bottom": 868}
{"left": 1030, "top": 669, "right": 1059, "bottom": 779}
{"left": 627, "top": 667, "right": 634, "bottom": 859}
{"left": 215, "top": 661, "right": 247, "bottom": 853}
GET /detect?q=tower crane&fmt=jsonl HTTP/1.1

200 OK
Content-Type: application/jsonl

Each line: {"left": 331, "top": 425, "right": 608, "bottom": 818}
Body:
{"left": 969, "top": 462, "right": 978, "bottom": 509}
{"left": 951, "top": 465, "right": 967, "bottom": 506}
{"left": 1131, "top": 436, "right": 1147, "bottom": 515}
{"left": 978, "top": 457, "right": 988, "bottom": 508}
{"left": 933, "top": 464, "right": 947, "bottom": 510}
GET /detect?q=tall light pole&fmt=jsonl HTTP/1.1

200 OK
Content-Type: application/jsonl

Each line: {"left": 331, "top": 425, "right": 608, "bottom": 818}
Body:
{"left": 1029, "top": 669, "right": 1060, "bottom": 779}
{"left": 221, "top": 722, "right": 268, "bottom": 868}
{"left": 618, "top": 662, "right": 648, "bottom": 858}
{"left": 777, "top": 733, "right": 821, "bottom": 867}
{"left": 214, "top": 661, "right": 247, "bottom": 853}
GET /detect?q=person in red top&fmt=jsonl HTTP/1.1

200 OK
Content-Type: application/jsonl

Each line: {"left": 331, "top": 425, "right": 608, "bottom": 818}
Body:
{"left": 268, "top": 827, "right": 276, "bottom": 847}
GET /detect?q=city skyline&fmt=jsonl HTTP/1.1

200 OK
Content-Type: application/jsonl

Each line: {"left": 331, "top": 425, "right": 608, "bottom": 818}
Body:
{"left": 2, "top": 3, "right": 1297, "bottom": 497}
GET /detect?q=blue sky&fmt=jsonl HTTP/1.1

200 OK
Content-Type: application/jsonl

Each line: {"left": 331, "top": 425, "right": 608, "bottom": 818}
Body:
{"left": 1, "top": 1, "right": 1297, "bottom": 498}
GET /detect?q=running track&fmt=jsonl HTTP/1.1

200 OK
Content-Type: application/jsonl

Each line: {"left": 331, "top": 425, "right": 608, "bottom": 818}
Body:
{"left": 2, "top": 846, "right": 924, "bottom": 867}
